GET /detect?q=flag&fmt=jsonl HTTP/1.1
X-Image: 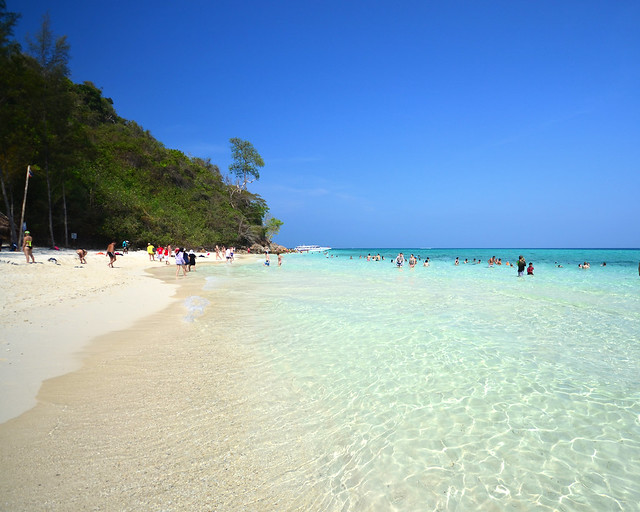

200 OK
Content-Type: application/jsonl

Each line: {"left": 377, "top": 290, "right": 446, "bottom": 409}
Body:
{"left": 27, "top": 166, "right": 34, "bottom": 178}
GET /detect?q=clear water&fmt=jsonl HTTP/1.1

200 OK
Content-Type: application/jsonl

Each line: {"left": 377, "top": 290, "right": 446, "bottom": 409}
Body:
{"left": 191, "top": 249, "right": 640, "bottom": 511}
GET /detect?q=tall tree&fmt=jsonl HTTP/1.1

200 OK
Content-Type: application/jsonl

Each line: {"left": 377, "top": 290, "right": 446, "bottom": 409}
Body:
{"left": 0, "top": 0, "right": 27, "bottom": 244}
{"left": 228, "top": 138, "right": 264, "bottom": 191}
{"left": 26, "top": 12, "right": 71, "bottom": 246}
{"left": 0, "top": 0, "right": 19, "bottom": 57}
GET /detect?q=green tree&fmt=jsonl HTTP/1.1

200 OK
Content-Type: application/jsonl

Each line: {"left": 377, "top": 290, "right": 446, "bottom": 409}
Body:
{"left": 228, "top": 137, "right": 264, "bottom": 192}
{"left": 264, "top": 216, "right": 283, "bottom": 242}
{"left": 0, "top": 0, "right": 33, "bottom": 245}
{"left": 26, "top": 12, "right": 71, "bottom": 246}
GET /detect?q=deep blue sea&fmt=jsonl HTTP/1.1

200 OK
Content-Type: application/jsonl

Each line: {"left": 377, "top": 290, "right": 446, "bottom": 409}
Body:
{"left": 189, "top": 248, "right": 640, "bottom": 511}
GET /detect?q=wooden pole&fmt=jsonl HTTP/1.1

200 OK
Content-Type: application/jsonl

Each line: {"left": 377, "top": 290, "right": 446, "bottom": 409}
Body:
{"left": 18, "top": 165, "right": 31, "bottom": 248}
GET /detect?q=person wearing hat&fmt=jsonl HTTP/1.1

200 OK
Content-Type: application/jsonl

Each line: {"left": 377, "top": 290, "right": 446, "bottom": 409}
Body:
{"left": 22, "top": 231, "right": 35, "bottom": 264}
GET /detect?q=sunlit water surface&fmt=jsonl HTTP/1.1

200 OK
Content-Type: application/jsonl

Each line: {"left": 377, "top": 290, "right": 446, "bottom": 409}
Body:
{"left": 188, "top": 249, "right": 640, "bottom": 511}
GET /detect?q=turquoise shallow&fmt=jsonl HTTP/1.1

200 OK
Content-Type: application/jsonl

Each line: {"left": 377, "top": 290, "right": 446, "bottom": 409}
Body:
{"left": 191, "top": 248, "right": 640, "bottom": 510}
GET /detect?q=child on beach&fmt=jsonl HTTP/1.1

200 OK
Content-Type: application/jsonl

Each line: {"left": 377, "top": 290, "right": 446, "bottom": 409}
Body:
{"left": 77, "top": 249, "right": 87, "bottom": 264}
{"left": 527, "top": 262, "right": 534, "bottom": 275}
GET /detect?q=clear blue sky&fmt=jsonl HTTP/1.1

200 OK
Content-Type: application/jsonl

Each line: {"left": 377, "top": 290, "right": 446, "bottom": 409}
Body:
{"left": 12, "top": 1, "right": 640, "bottom": 248}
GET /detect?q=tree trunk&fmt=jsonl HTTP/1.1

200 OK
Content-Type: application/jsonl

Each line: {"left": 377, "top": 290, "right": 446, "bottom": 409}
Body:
{"left": 45, "top": 158, "right": 55, "bottom": 247}
{"left": 62, "top": 181, "right": 68, "bottom": 247}
{"left": 0, "top": 164, "right": 17, "bottom": 245}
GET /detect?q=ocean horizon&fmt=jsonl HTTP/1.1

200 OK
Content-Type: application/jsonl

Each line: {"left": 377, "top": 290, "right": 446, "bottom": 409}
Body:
{"left": 187, "top": 247, "right": 639, "bottom": 510}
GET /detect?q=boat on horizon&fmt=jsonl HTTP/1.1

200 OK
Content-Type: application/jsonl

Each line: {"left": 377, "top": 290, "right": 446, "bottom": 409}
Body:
{"left": 294, "top": 244, "right": 331, "bottom": 253}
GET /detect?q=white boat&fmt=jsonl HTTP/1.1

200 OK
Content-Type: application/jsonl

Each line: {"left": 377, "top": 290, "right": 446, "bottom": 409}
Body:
{"left": 295, "top": 244, "right": 331, "bottom": 253}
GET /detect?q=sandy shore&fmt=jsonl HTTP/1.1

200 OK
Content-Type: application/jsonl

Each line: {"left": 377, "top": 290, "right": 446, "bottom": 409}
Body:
{"left": 0, "top": 248, "right": 315, "bottom": 510}
{"left": 0, "top": 247, "right": 181, "bottom": 423}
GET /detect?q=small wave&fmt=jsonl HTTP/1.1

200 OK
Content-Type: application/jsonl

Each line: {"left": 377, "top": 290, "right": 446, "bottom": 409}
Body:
{"left": 183, "top": 295, "right": 210, "bottom": 322}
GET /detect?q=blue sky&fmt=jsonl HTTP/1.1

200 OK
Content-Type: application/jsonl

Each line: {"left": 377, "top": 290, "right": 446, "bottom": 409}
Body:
{"left": 12, "top": 1, "right": 640, "bottom": 248}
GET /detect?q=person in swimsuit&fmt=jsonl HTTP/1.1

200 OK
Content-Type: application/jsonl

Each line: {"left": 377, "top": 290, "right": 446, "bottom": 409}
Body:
{"left": 22, "top": 231, "right": 35, "bottom": 263}
{"left": 395, "top": 253, "right": 405, "bottom": 267}
{"left": 77, "top": 249, "right": 87, "bottom": 264}
{"left": 22, "top": 231, "right": 34, "bottom": 263}
{"left": 527, "top": 262, "right": 534, "bottom": 275}
{"left": 106, "top": 241, "right": 116, "bottom": 267}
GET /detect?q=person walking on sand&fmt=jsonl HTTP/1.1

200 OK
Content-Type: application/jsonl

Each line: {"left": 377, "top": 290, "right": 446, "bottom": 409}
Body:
{"left": 107, "top": 242, "right": 116, "bottom": 267}
{"left": 147, "top": 243, "right": 155, "bottom": 261}
{"left": 77, "top": 249, "right": 87, "bottom": 264}
{"left": 175, "top": 248, "right": 187, "bottom": 277}
{"left": 517, "top": 255, "right": 526, "bottom": 277}
{"left": 22, "top": 231, "right": 35, "bottom": 263}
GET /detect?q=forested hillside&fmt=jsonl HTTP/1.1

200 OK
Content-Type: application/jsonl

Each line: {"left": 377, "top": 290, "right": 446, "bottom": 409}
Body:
{"left": 0, "top": 2, "right": 280, "bottom": 250}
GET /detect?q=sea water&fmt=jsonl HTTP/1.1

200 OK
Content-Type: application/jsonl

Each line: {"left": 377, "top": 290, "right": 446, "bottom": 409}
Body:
{"left": 190, "top": 249, "right": 640, "bottom": 511}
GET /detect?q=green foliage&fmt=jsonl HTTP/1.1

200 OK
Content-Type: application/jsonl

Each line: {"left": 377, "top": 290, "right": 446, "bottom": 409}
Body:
{"left": 228, "top": 137, "right": 264, "bottom": 190}
{"left": 0, "top": 6, "right": 282, "bottom": 248}
{"left": 264, "top": 216, "right": 283, "bottom": 242}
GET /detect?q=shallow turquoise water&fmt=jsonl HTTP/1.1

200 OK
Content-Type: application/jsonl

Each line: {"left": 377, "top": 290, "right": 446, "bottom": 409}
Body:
{"left": 194, "top": 249, "right": 640, "bottom": 510}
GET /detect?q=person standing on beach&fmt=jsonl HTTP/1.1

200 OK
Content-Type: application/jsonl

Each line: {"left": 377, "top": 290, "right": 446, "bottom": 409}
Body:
{"left": 106, "top": 242, "right": 116, "bottom": 268}
{"left": 517, "top": 255, "right": 526, "bottom": 277}
{"left": 22, "top": 231, "right": 35, "bottom": 263}
{"left": 147, "top": 243, "right": 155, "bottom": 261}
{"left": 175, "top": 248, "right": 187, "bottom": 276}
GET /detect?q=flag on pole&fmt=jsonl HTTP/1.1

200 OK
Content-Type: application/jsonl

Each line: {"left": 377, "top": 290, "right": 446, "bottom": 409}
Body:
{"left": 27, "top": 166, "right": 34, "bottom": 178}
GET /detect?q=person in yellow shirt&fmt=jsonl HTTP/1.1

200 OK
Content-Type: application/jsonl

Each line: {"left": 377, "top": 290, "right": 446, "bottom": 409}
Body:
{"left": 147, "top": 243, "right": 155, "bottom": 261}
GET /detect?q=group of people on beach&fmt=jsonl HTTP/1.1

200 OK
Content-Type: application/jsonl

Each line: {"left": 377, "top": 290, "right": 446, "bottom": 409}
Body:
{"left": 14, "top": 231, "right": 640, "bottom": 278}
{"left": 144, "top": 243, "right": 202, "bottom": 275}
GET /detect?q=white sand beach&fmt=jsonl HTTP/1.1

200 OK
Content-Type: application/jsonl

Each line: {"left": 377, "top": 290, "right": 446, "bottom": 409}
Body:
{"left": 0, "top": 247, "right": 311, "bottom": 511}
{"left": 0, "top": 248, "right": 180, "bottom": 423}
